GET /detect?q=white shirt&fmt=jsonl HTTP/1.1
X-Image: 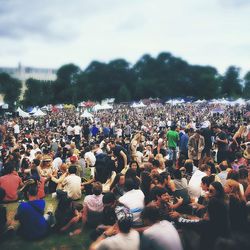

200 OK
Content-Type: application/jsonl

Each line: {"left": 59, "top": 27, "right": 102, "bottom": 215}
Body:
{"left": 66, "top": 125, "right": 74, "bottom": 136}
{"left": 188, "top": 169, "right": 207, "bottom": 199}
{"left": 74, "top": 125, "right": 81, "bottom": 135}
{"left": 13, "top": 124, "right": 20, "bottom": 134}
{"left": 96, "top": 229, "right": 140, "bottom": 250}
{"left": 84, "top": 151, "right": 96, "bottom": 167}
{"left": 62, "top": 174, "right": 81, "bottom": 200}
{"left": 52, "top": 157, "right": 63, "bottom": 171}
{"left": 142, "top": 220, "right": 183, "bottom": 250}
{"left": 119, "top": 189, "right": 144, "bottom": 224}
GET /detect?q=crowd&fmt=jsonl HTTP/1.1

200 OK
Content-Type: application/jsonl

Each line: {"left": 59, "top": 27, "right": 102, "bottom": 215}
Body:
{"left": 0, "top": 102, "right": 250, "bottom": 250}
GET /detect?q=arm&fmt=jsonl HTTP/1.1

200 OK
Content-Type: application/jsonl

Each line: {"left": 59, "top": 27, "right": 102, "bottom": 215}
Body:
{"left": 120, "top": 151, "right": 127, "bottom": 169}
{"left": 60, "top": 209, "right": 81, "bottom": 232}
{"left": 89, "top": 224, "right": 118, "bottom": 250}
{"left": 169, "top": 197, "right": 183, "bottom": 210}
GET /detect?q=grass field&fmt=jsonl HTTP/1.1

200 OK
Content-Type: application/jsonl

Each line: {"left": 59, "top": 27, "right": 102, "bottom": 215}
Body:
{"left": 1, "top": 197, "right": 91, "bottom": 250}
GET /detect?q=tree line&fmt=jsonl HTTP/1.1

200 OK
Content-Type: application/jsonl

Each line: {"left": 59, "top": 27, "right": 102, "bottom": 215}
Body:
{"left": 0, "top": 52, "right": 249, "bottom": 108}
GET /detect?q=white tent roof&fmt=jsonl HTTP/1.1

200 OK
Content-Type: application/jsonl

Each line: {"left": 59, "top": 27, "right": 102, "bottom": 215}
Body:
{"left": 81, "top": 110, "right": 94, "bottom": 118}
{"left": 33, "top": 109, "right": 46, "bottom": 116}
{"left": 165, "top": 99, "right": 185, "bottom": 105}
{"left": 194, "top": 99, "right": 206, "bottom": 104}
{"left": 17, "top": 107, "right": 30, "bottom": 118}
{"left": 230, "top": 98, "right": 246, "bottom": 106}
{"left": 29, "top": 107, "right": 39, "bottom": 114}
{"left": 131, "top": 101, "right": 146, "bottom": 108}
{"left": 93, "top": 103, "right": 113, "bottom": 111}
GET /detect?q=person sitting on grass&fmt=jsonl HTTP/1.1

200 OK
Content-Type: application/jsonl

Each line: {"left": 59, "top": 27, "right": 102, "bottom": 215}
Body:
{"left": 0, "top": 162, "right": 23, "bottom": 202}
{"left": 54, "top": 195, "right": 82, "bottom": 233}
{"left": 70, "top": 182, "right": 104, "bottom": 236}
{"left": 15, "top": 183, "right": 54, "bottom": 240}
{"left": 57, "top": 165, "right": 82, "bottom": 200}
{"left": 0, "top": 187, "right": 14, "bottom": 241}
{"left": 89, "top": 210, "right": 140, "bottom": 250}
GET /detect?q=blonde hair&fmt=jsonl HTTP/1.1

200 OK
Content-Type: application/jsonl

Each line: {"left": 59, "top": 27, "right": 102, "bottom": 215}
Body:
{"left": 225, "top": 179, "right": 244, "bottom": 201}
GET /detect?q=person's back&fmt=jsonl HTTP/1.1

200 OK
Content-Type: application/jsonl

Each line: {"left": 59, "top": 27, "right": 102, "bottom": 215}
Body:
{"left": 0, "top": 164, "right": 22, "bottom": 202}
{"left": 62, "top": 165, "right": 81, "bottom": 200}
{"left": 167, "top": 128, "right": 179, "bottom": 149}
{"left": 15, "top": 199, "right": 48, "bottom": 240}
{"left": 142, "top": 220, "right": 183, "bottom": 250}
{"left": 90, "top": 208, "right": 140, "bottom": 250}
{"left": 119, "top": 179, "right": 144, "bottom": 226}
{"left": 96, "top": 229, "right": 139, "bottom": 250}
{"left": 188, "top": 165, "right": 208, "bottom": 199}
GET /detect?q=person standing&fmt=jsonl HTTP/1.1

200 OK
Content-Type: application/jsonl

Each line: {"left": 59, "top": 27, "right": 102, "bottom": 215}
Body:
{"left": 166, "top": 125, "right": 179, "bottom": 164}
{"left": 213, "top": 125, "right": 229, "bottom": 164}
{"left": 109, "top": 140, "right": 128, "bottom": 173}
{"left": 188, "top": 130, "right": 205, "bottom": 167}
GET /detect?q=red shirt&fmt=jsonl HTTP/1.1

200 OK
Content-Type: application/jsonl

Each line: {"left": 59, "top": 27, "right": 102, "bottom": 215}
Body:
{"left": 37, "top": 177, "right": 46, "bottom": 199}
{"left": 0, "top": 172, "right": 22, "bottom": 201}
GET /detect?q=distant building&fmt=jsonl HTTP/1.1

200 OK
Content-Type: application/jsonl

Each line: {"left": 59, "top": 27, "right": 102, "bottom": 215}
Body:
{"left": 0, "top": 63, "right": 57, "bottom": 81}
{"left": 0, "top": 63, "right": 57, "bottom": 100}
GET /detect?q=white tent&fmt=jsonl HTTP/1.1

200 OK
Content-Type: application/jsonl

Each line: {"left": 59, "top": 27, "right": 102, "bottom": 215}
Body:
{"left": 130, "top": 101, "right": 146, "bottom": 108}
{"left": 17, "top": 107, "right": 30, "bottom": 118}
{"left": 29, "top": 107, "right": 39, "bottom": 114}
{"left": 93, "top": 103, "right": 113, "bottom": 111}
{"left": 194, "top": 99, "right": 206, "bottom": 104}
{"left": 101, "top": 103, "right": 113, "bottom": 109}
{"left": 165, "top": 99, "right": 185, "bottom": 105}
{"left": 230, "top": 98, "right": 246, "bottom": 106}
{"left": 81, "top": 110, "right": 94, "bottom": 118}
{"left": 33, "top": 109, "right": 46, "bottom": 116}
{"left": 93, "top": 104, "right": 103, "bottom": 111}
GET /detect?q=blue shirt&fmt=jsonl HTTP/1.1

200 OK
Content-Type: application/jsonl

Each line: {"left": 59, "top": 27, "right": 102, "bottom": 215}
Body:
{"left": 180, "top": 133, "right": 189, "bottom": 153}
{"left": 16, "top": 200, "right": 48, "bottom": 240}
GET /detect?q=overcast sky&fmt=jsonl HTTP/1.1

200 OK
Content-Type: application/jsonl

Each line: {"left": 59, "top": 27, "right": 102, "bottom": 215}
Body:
{"left": 0, "top": 0, "right": 249, "bottom": 75}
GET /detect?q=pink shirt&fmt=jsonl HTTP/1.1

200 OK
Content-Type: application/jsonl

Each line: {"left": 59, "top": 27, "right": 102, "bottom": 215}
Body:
{"left": 0, "top": 172, "right": 22, "bottom": 201}
{"left": 83, "top": 194, "right": 104, "bottom": 212}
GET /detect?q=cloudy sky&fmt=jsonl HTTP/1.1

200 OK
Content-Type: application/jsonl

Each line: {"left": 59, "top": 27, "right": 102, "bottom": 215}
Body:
{"left": 0, "top": 0, "right": 249, "bottom": 75}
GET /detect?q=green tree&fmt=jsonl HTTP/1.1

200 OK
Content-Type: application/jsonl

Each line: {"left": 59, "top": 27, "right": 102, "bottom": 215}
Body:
{"left": 221, "top": 66, "right": 242, "bottom": 97}
{"left": 243, "top": 71, "right": 250, "bottom": 98}
{"left": 53, "top": 64, "right": 81, "bottom": 104}
{"left": 22, "top": 79, "right": 54, "bottom": 107}
{"left": 117, "top": 85, "right": 131, "bottom": 102}
{"left": 0, "top": 73, "right": 22, "bottom": 107}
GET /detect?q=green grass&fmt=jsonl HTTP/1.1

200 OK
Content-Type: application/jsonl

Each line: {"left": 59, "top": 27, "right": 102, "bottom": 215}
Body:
{"left": 1, "top": 196, "right": 91, "bottom": 250}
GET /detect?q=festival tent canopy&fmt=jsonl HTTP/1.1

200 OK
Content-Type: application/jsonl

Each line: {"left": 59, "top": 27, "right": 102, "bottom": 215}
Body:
{"left": 130, "top": 101, "right": 146, "bottom": 108}
{"left": 93, "top": 103, "right": 113, "bottom": 111}
{"left": 80, "top": 110, "right": 94, "bottom": 118}
{"left": 165, "top": 99, "right": 185, "bottom": 105}
{"left": 16, "top": 107, "right": 30, "bottom": 118}
{"left": 230, "top": 98, "right": 246, "bottom": 106}
{"left": 194, "top": 99, "right": 206, "bottom": 104}
{"left": 29, "top": 107, "right": 39, "bottom": 114}
{"left": 32, "top": 109, "right": 46, "bottom": 116}
{"left": 79, "top": 101, "right": 95, "bottom": 107}
{"left": 101, "top": 103, "right": 113, "bottom": 109}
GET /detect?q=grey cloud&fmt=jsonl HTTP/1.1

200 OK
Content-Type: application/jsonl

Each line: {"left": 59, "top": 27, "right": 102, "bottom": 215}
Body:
{"left": 0, "top": 0, "right": 107, "bottom": 42}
